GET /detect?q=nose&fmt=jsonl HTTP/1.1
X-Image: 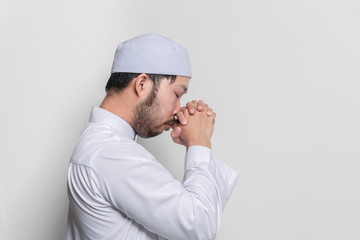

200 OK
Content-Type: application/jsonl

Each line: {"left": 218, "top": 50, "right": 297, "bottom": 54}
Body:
{"left": 172, "top": 99, "right": 181, "bottom": 115}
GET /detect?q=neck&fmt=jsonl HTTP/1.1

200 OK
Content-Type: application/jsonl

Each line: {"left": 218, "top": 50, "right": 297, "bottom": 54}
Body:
{"left": 99, "top": 90, "right": 136, "bottom": 126}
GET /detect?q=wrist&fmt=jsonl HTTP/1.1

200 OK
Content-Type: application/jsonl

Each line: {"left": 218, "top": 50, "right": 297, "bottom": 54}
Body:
{"left": 187, "top": 141, "right": 211, "bottom": 150}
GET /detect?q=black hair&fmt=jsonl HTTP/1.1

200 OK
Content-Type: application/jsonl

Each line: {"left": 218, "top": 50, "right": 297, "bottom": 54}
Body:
{"left": 105, "top": 72, "right": 177, "bottom": 93}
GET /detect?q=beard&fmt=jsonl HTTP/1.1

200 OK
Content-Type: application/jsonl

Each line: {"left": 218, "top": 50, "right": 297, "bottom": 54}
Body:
{"left": 133, "top": 89, "right": 174, "bottom": 138}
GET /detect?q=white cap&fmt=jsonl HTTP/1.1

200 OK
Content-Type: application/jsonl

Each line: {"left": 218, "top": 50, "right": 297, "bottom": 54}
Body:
{"left": 111, "top": 33, "right": 191, "bottom": 77}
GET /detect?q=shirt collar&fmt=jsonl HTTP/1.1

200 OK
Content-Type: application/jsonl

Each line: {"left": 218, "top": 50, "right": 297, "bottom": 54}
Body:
{"left": 89, "top": 106, "right": 137, "bottom": 141}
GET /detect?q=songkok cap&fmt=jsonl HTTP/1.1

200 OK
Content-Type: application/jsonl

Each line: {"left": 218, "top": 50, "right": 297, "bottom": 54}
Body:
{"left": 111, "top": 33, "right": 191, "bottom": 77}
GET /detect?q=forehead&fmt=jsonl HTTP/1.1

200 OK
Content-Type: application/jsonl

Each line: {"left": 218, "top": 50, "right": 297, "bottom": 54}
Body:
{"left": 156, "top": 76, "right": 190, "bottom": 96}
{"left": 170, "top": 76, "right": 190, "bottom": 90}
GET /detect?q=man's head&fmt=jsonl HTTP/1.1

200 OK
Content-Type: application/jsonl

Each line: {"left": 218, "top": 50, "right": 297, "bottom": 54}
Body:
{"left": 101, "top": 34, "right": 191, "bottom": 138}
{"left": 132, "top": 74, "right": 189, "bottom": 138}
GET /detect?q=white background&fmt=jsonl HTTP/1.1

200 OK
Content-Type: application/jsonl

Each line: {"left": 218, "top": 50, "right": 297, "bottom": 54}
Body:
{"left": 1, "top": 0, "right": 359, "bottom": 239}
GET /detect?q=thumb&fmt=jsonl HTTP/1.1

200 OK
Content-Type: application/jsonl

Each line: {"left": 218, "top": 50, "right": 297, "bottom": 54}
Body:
{"left": 171, "top": 125, "right": 182, "bottom": 138}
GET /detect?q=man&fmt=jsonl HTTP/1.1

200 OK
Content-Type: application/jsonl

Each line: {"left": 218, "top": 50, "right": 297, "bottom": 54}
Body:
{"left": 67, "top": 33, "right": 238, "bottom": 240}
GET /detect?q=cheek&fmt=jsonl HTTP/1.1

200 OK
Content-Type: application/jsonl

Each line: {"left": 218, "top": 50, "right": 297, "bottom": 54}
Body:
{"left": 172, "top": 98, "right": 180, "bottom": 111}
{"left": 167, "top": 94, "right": 177, "bottom": 108}
{"left": 165, "top": 103, "right": 175, "bottom": 116}
{"left": 157, "top": 91, "right": 178, "bottom": 117}
{"left": 160, "top": 101, "right": 176, "bottom": 120}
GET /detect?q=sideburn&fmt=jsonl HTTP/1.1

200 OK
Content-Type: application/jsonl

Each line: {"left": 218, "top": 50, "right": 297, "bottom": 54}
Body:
{"left": 144, "top": 85, "right": 158, "bottom": 107}
{"left": 133, "top": 86, "right": 161, "bottom": 138}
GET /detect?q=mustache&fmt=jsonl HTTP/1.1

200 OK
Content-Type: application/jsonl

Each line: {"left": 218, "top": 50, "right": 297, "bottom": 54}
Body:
{"left": 165, "top": 116, "right": 180, "bottom": 126}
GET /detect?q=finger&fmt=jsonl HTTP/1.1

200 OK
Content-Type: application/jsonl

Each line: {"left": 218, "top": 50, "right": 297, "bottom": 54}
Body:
{"left": 197, "top": 100, "right": 205, "bottom": 111}
{"left": 186, "top": 102, "right": 196, "bottom": 115}
{"left": 201, "top": 103, "right": 209, "bottom": 112}
{"left": 176, "top": 111, "right": 187, "bottom": 125}
{"left": 182, "top": 107, "right": 190, "bottom": 118}
{"left": 191, "top": 100, "right": 198, "bottom": 106}
{"left": 212, "top": 112, "right": 216, "bottom": 120}
{"left": 171, "top": 125, "right": 182, "bottom": 138}
{"left": 171, "top": 132, "right": 182, "bottom": 144}
{"left": 206, "top": 108, "right": 213, "bottom": 116}
{"left": 171, "top": 130, "right": 177, "bottom": 138}
{"left": 172, "top": 137, "right": 182, "bottom": 145}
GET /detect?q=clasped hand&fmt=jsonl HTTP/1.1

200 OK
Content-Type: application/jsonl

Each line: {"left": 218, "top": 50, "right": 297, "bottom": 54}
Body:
{"left": 171, "top": 100, "right": 216, "bottom": 149}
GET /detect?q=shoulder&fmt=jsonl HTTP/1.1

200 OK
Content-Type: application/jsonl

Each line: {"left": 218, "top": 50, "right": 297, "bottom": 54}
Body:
{"left": 71, "top": 123, "right": 154, "bottom": 166}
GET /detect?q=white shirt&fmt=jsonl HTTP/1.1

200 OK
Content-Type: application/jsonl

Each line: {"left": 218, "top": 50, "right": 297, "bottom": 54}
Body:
{"left": 67, "top": 107, "right": 239, "bottom": 240}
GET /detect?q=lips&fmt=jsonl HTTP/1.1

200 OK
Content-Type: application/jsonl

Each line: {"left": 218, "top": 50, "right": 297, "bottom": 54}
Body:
{"left": 163, "top": 118, "right": 177, "bottom": 131}
{"left": 164, "top": 117, "right": 178, "bottom": 126}
{"left": 164, "top": 121, "right": 174, "bottom": 128}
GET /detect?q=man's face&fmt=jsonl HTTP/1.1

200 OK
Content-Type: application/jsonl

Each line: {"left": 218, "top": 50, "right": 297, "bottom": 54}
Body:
{"left": 133, "top": 76, "right": 189, "bottom": 138}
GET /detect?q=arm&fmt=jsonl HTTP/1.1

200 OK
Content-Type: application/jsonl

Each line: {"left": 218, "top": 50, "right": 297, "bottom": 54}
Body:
{"left": 93, "top": 104, "right": 238, "bottom": 239}
{"left": 93, "top": 145, "right": 237, "bottom": 240}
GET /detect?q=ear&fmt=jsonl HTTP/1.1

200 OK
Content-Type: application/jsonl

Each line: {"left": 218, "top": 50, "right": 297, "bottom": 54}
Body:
{"left": 134, "top": 73, "right": 153, "bottom": 98}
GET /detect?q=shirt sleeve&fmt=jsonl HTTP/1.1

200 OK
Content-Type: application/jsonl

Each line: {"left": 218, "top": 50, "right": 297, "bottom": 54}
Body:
{"left": 185, "top": 146, "right": 239, "bottom": 212}
{"left": 92, "top": 143, "right": 239, "bottom": 240}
